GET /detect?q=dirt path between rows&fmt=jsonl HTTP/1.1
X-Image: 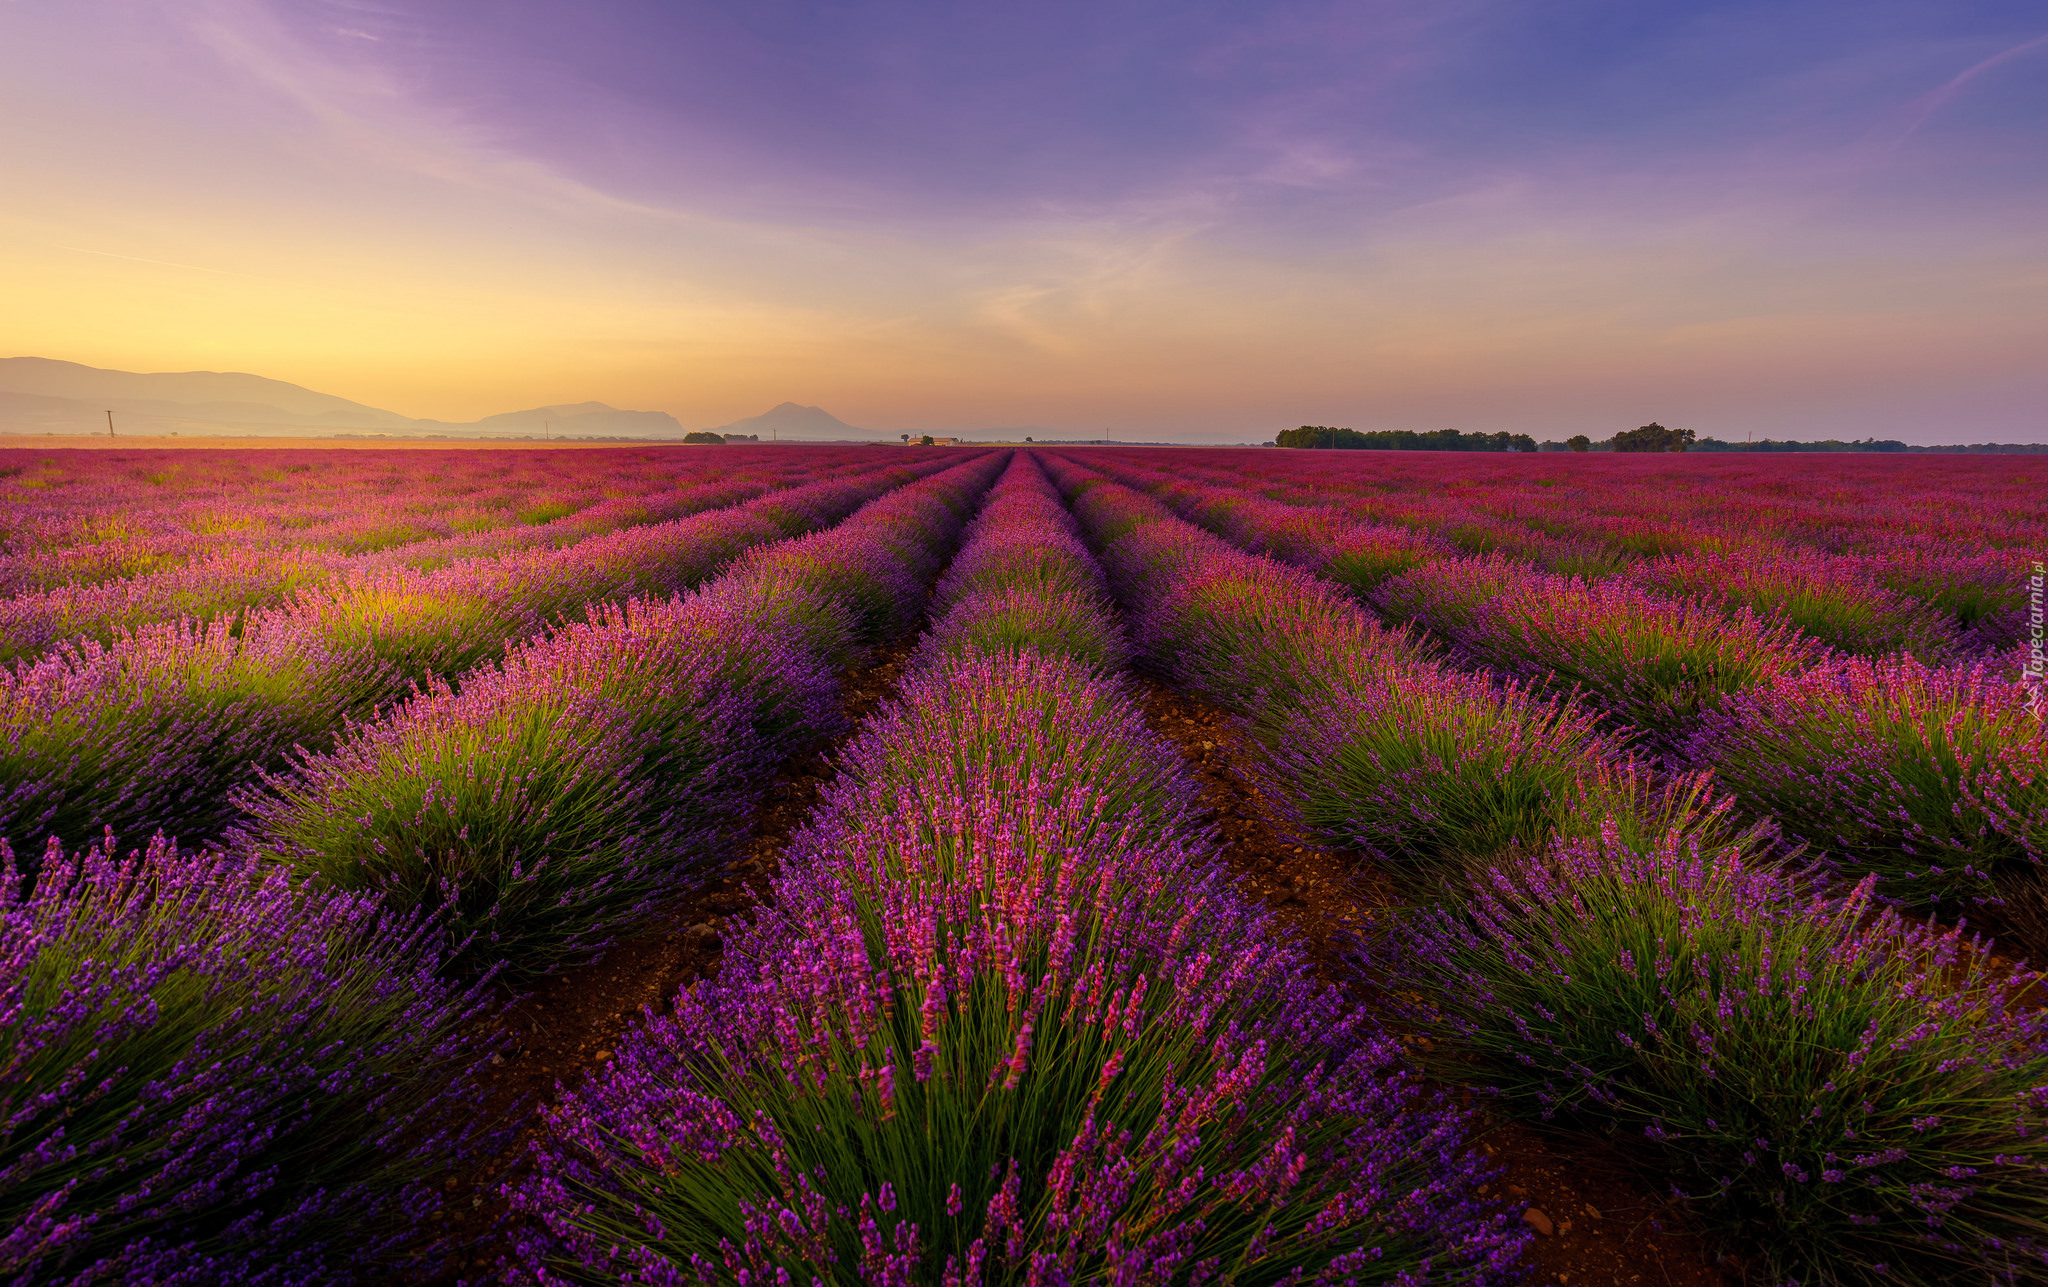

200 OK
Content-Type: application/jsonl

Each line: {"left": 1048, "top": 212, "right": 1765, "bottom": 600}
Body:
{"left": 1129, "top": 678, "right": 1732, "bottom": 1287}
{"left": 424, "top": 642, "right": 918, "bottom": 1284}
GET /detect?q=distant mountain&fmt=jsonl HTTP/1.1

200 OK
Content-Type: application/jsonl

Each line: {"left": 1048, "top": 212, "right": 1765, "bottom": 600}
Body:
{"left": 707, "top": 402, "right": 874, "bottom": 441}
{"left": 0, "top": 358, "right": 681, "bottom": 439}
{"left": 0, "top": 356, "right": 415, "bottom": 425}
{"left": 473, "top": 402, "right": 683, "bottom": 436}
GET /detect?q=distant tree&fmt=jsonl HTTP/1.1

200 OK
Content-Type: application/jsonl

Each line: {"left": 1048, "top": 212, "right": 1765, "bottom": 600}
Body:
{"left": 1611, "top": 423, "right": 1696, "bottom": 453}
{"left": 919, "top": 434, "right": 935, "bottom": 447}
{"left": 1567, "top": 434, "right": 1591, "bottom": 453}
{"left": 1612, "top": 423, "right": 1661, "bottom": 453}
{"left": 1025, "top": 436, "right": 1033, "bottom": 443}
{"left": 900, "top": 433, "right": 910, "bottom": 444}
{"left": 682, "top": 431, "right": 725, "bottom": 445}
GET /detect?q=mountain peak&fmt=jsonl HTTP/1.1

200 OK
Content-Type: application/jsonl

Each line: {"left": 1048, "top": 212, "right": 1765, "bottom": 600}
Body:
{"left": 708, "top": 402, "right": 871, "bottom": 439}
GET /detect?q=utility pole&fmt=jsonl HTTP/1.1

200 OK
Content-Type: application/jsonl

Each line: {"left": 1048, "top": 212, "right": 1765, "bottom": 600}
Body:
{"left": 105, "top": 410, "right": 116, "bottom": 439}
{"left": 544, "top": 420, "right": 550, "bottom": 442}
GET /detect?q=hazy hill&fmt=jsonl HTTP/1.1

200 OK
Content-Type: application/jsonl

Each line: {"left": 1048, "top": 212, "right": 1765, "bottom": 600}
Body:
{"left": 0, "top": 358, "right": 680, "bottom": 439}
{"left": 708, "top": 402, "right": 873, "bottom": 440}
{"left": 0, "top": 356, "right": 414, "bottom": 424}
{"left": 472, "top": 402, "right": 683, "bottom": 436}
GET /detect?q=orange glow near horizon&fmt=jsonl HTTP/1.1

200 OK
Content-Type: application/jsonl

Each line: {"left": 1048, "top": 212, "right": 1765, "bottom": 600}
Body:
{"left": 1, "top": 2, "right": 2043, "bottom": 442}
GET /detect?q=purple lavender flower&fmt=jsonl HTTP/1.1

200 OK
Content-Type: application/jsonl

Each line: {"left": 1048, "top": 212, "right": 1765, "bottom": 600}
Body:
{"left": 1382, "top": 563, "right": 1826, "bottom": 753}
{"left": 240, "top": 454, "right": 1005, "bottom": 977}
{"left": 1698, "top": 652, "right": 2048, "bottom": 922}
{"left": 0, "top": 831, "right": 501, "bottom": 1284}
{"left": 1362, "top": 827, "right": 2048, "bottom": 1286}
{"left": 1, "top": 458, "right": 946, "bottom": 857}
{"left": 1627, "top": 550, "right": 1963, "bottom": 661}
{"left": 238, "top": 579, "right": 847, "bottom": 976}
{"left": 508, "top": 646, "right": 1523, "bottom": 1283}
{"left": 504, "top": 455, "right": 1520, "bottom": 1281}
{"left": 912, "top": 454, "right": 1129, "bottom": 674}
{"left": 1042, "top": 461, "right": 1716, "bottom": 875}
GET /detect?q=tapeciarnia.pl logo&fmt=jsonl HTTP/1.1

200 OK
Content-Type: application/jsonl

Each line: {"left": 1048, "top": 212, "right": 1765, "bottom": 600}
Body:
{"left": 2026, "top": 560, "right": 2045, "bottom": 715}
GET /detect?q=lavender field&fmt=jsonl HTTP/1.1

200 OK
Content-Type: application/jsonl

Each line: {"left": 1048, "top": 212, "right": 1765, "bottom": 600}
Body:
{"left": 3, "top": 444, "right": 2046, "bottom": 1287}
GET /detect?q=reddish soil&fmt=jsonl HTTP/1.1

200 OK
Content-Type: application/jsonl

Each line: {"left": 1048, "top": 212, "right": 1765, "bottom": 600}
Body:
{"left": 424, "top": 642, "right": 917, "bottom": 1283}
{"left": 1130, "top": 678, "right": 1731, "bottom": 1287}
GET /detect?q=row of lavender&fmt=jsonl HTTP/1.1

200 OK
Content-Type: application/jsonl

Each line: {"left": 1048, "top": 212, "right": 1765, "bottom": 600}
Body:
{"left": 508, "top": 452, "right": 1527, "bottom": 1282}
{"left": 1039, "top": 455, "right": 2048, "bottom": 1287}
{"left": 1092, "top": 448, "right": 2033, "bottom": 655}
{"left": 1118, "top": 448, "right": 2037, "bottom": 624}
{"left": 1, "top": 454, "right": 1004, "bottom": 1282}
{"left": 1, "top": 453, "right": 951, "bottom": 855}
{"left": 0, "top": 449, "right": 893, "bottom": 665}
{"left": 0, "top": 447, "right": 805, "bottom": 598}
{"left": 1064, "top": 449, "right": 2048, "bottom": 942}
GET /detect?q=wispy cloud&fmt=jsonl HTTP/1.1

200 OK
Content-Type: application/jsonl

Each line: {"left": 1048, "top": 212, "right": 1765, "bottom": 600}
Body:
{"left": 1896, "top": 28, "right": 2048, "bottom": 142}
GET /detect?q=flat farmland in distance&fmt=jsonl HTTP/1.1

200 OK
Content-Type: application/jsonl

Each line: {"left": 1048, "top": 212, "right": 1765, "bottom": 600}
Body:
{"left": 4, "top": 443, "right": 2044, "bottom": 1287}
{"left": 0, "top": 433, "right": 700, "bottom": 450}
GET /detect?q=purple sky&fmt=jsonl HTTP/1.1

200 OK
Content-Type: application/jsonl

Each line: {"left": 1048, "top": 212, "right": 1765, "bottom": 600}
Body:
{"left": 1, "top": 0, "right": 2043, "bottom": 441}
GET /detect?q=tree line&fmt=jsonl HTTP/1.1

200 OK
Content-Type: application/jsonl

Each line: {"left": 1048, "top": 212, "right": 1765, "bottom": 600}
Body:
{"left": 1276, "top": 426, "right": 1539, "bottom": 452}
{"left": 1282, "top": 423, "right": 2048, "bottom": 455}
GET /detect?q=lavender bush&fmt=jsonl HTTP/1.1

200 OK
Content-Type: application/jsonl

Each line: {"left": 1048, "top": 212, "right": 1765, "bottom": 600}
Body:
{"left": 241, "top": 580, "right": 846, "bottom": 976}
{"left": 831, "top": 649, "right": 1206, "bottom": 857}
{"left": 1437, "top": 518, "right": 1632, "bottom": 580}
{"left": 0, "top": 618, "right": 402, "bottom": 856}
{"left": 1361, "top": 556, "right": 1529, "bottom": 648}
{"left": 1870, "top": 549, "right": 2033, "bottom": 653}
{"left": 1063, "top": 480, "right": 1420, "bottom": 714}
{"left": 1049, "top": 454, "right": 1461, "bottom": 597}
{"left": 296, "top": 469, "right": 903, "bottom": 689}
{"left": 1698, "top": 653, "right": 2048, "bottom": 921}
{"left": 509, "top": 646, "right": 1524, "bottom": 1284}
{"left": 1364, "top": 830, "right": 2048, "bottom": 1286}
{"left": 914, "top": 583, "right": 1131, "bottom": 676}
{"left": 244, "top": 455, "right": 1004, "bottom": 976}
{"left": 1262, "top": 668, "right": 1747, "bottom": 883}
{"left": 1, "top": 832, "right": 498, "bottom": 1284}
{"left": 1628, "top": 551, "right": 1963, "bottom": 661}
{"left": 1400, "top": 568, "right": 1825, "bottom": 752}
{"left": 727, "top": 454, "right": 1002, "bottom": 647}
{"left": 1321, "top": 521, "right": 1460, "bottom": 598}
{"left": 928, "top": 458, "right": 1109, "bottom": 612}
{"left": 1048, "top": 463, "right": 1724, "bottom": 873}
{"left": 1, "top": 463, "right": 926, "bottom": 856}
{"left": 914, "top": 455, "right": 1130, "bottom": 674}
